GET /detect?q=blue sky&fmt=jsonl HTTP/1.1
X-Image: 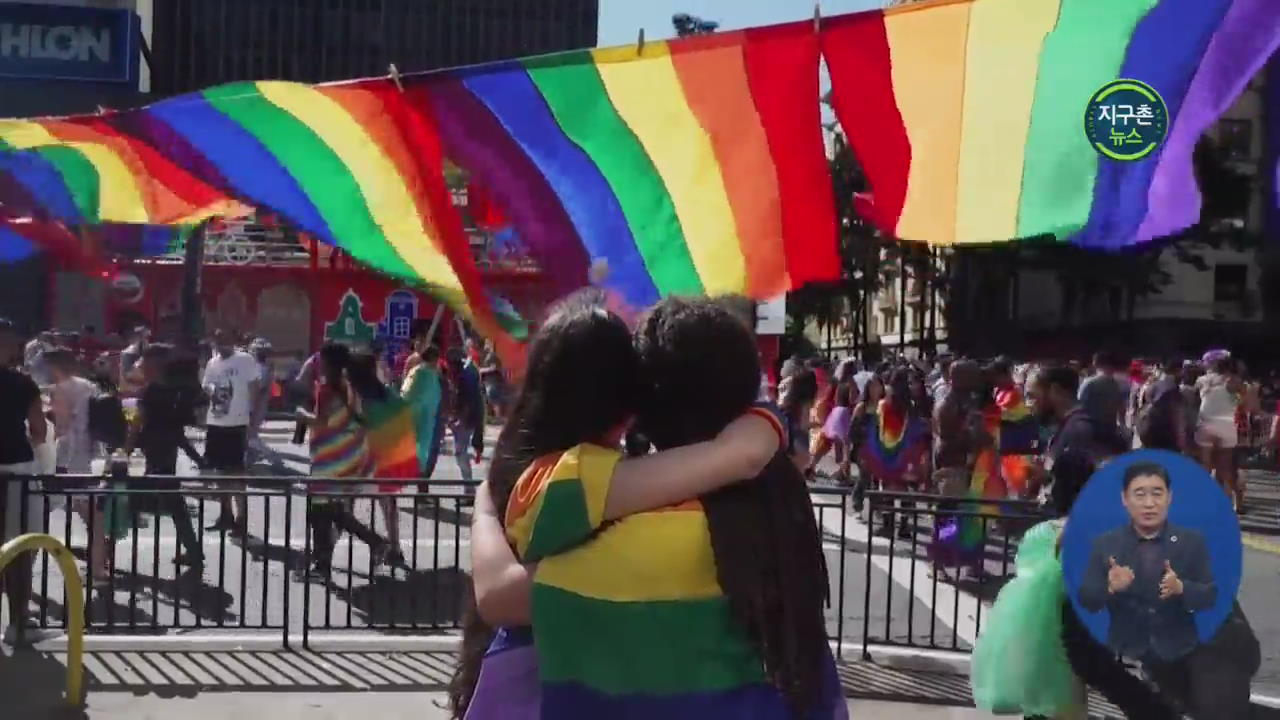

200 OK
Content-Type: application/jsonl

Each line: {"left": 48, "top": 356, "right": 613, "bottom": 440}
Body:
{"left": 598, "top": 0, "right": 886, "bottom": 47}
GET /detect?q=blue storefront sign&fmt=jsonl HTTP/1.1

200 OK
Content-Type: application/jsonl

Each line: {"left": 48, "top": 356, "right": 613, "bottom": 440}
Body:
{"left": 0, "top": 2, "right": 138, "bottom": 84}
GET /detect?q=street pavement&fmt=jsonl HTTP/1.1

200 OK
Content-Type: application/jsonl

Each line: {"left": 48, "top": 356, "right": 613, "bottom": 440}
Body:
{"left": 17, "top": 693, "right": 1002, "bottom": 720}
{"left": 8, "top": 421, "right": 1280, "bottom": 701}
{"left": 0, "top": 645, "right": 1078, "bottom": 720}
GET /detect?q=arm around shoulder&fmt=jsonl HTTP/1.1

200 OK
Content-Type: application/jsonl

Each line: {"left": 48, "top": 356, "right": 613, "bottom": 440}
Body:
{"left": 602, "top": 408, "right": 784, "bottom": 521}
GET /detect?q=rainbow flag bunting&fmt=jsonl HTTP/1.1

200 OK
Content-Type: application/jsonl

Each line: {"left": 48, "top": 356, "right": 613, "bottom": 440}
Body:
{"left": 422, "top": 20, "right": 839, "bottom": 309}
{"left": 0, "top": 81, "right": 522, "bottom": 368}
{"left": 0, "top": 0, "right": 1272, "bottom": 353}
{"left": 0, "top": 117, "right": 243, "bottom": 225}
{"left": 822, "top": 0, "right": 1280, "bottom": 248}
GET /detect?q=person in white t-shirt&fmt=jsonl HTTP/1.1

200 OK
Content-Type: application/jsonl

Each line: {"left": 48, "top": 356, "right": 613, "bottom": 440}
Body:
{"left": 1195, "top": 353, "right": 1242, "bottom": 511}
{"left": 201, "top": 329, "right": 261, "bottom": 534}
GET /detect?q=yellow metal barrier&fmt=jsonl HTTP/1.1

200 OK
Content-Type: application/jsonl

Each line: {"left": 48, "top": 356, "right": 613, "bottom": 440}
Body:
{"left": 0, "top": 533, "right": 84, "bottom": 706}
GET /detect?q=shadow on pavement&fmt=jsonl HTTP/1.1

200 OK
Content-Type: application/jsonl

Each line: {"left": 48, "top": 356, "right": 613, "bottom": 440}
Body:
{"left": 1, "top": 646, "right": 88, "bottom": 719}
{"left": 75, "top": 649, "right": 454, "bottom": 692}
{"left": 332, "top": 567, "right": 468, "bottom": 628}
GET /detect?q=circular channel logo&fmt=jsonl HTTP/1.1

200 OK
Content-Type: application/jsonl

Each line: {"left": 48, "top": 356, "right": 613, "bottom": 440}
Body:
{"left": 1084, "top": 79, "right": 1169, "bottom": 162}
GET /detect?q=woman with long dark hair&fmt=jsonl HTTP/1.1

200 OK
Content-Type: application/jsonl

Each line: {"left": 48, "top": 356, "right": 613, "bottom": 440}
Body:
{"left": 780, "top": 369, "right": 818, "bottom": 471}
{"left": 861, "top": 368, "right": 930, "bottom": 539}
{"left": 847, "top": 374, "right": 884, "bottom": 512}
{"left": 293, "top": 343, "right": 389, "bottom": 582}
{"left": 628, "top": 298, "right": 842, "bottom": 718}
{"left": 451, "top": 292, "right": 785, "bottom": 719}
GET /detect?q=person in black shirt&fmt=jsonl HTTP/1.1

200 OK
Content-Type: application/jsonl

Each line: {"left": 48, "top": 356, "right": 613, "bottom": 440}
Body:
{"left": 0, "top": 318, "right": 47, "bottom": 645}
{"left": 123, "top": 344, "right": 203, "bottom": 568}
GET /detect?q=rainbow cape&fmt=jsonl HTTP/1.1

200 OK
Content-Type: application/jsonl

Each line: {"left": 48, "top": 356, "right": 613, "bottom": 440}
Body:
{"left": 859, "top": 400, "right": 929, "bottom": 484}
{"left": 822, "top": 0, "right": 1280, "bottom": 248}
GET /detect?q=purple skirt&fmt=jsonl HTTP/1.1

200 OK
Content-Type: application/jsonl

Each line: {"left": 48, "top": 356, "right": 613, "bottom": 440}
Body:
{"left": 464, "top": 627, "right": 540, "bottom": 720}
{"left": 822, "top": 406, "right": 852, "bottom": 441}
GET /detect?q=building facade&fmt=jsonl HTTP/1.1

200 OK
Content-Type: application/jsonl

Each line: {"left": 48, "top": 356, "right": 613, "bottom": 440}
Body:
{"left": 149, "top": 0, "right": 598, "bottom": 95}
{"left": 0, "top": 0, "right": 149, "bottom": 331}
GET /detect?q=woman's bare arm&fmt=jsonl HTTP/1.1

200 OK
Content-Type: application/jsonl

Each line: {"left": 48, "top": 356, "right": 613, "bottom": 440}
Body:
{"left": 471, "top": 482, "right": 534, "bottom": 627}
{"left": 603, "top": 409, "right": 784, "bottom": 521}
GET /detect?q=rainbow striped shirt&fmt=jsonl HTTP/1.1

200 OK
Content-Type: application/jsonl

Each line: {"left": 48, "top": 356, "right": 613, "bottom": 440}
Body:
{"left": 505, "top": 443, "right": 845, "bottom": 719}
{"left": 310, "top": 392, "right": 374, "bottom": 483}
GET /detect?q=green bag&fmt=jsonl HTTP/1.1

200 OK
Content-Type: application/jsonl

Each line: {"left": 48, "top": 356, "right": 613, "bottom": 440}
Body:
{"left": 971, "top": 520, "right": 1080, "bottom": 716}
{"left": 101, "top": 483, "right": 132, "bottom": 541}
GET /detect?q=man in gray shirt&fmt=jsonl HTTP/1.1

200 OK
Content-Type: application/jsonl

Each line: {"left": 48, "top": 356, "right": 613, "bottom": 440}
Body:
{"left": 1079, "top": 351, "right": 1127, "bottom": 446}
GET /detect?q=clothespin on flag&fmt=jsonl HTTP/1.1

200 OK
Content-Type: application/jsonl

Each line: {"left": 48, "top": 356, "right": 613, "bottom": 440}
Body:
{"left": 637, "top": 28, "right": 645, "bottom": 55}
{"left": 388, "top": 63, "right": 404, "bottom": 92}
{"left": 813, "top": 4, "right": 821, "bottom": 33}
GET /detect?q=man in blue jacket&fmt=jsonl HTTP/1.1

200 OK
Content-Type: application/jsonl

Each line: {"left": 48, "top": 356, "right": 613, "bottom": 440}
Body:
{"left": 1078, "top": 461, "right": 1216, "bottom": 662}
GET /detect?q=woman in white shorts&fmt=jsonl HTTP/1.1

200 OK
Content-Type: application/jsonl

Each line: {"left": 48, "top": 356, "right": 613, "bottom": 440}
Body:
{"left": 1196, "top": 354, "right": 1242, "bottom": 510}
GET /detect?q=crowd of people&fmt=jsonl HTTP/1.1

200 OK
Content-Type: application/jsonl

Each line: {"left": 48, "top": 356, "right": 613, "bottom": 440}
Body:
{"left": 446, "top": 295, "right": 1274, "bottom": 719}
{"left": 2, "top": 297, "right": 1276, "bottom": 717}
{"left": 779, "top": 348, "right": 1277, "bottom": 512}
{"left": 0, "top": 314, "right": 508, "bottom": 644}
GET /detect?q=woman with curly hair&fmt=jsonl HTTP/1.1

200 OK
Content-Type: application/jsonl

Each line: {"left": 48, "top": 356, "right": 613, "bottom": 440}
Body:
{"left": 450, "top": 292, "right": 786, "bottom": 719}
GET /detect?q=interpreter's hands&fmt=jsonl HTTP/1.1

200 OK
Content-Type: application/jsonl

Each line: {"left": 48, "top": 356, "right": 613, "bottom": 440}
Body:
{"left": 1107, "top": 557, "right": 1135, "bottom": 595}
{"left": 1159, "top": 560, "right": 1184, "bottom": 600}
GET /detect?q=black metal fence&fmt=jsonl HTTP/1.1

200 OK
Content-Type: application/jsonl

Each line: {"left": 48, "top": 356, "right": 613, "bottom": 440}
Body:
{"left": 2, "top": 477, "right": 1035, "bottom": 658}
{"left": 859, "top": 489, "right": 1049, "bottom": 658}
{"left": 2, "top": 475, "right": 476, "bottom": 648}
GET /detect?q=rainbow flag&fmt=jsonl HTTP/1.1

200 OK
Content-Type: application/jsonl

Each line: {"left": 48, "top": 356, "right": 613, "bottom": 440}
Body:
{"left": 362, "top": 393, "right": 419, "bottom": 480}
{"left": 0, "top": 81, "right": 521, "bottom": 370}
{"left": 422, "top": 20, "right": 839, "bottom": 309}
{"left": 822, "top": 0, "right": 1280, "bottom": 248}
{"left": 0, "top": 117, "right": 243, "bottom": 225}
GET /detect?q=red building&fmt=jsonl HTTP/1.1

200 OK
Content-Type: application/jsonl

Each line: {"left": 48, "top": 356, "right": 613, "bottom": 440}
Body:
{"left": 47, "top": 218, "right": 559, "bottom": 363}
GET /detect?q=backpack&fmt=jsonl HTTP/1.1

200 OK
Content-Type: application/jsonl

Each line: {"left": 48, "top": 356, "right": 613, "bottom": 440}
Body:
{"left": 88, "top": 392, "right": 128, "bottom": 449}
{"left": 1136, "top": 386, "right": 1178, "bottom": 449}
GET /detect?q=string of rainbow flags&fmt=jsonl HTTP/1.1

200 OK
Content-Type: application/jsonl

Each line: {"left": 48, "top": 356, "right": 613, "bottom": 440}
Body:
{"left": 0, "top": 0, "right": 1276, "bottom": 361}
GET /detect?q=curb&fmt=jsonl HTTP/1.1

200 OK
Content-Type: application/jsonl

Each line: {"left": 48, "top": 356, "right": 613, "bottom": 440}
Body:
{"left": 19, "top": 633, "right": 1280, "bottom": 710}
{"left": 1243, "top": 534, "right": 1280, "bottom": 555}
{"left": 28, "top": 632, "right": 463, "bottom": 654}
